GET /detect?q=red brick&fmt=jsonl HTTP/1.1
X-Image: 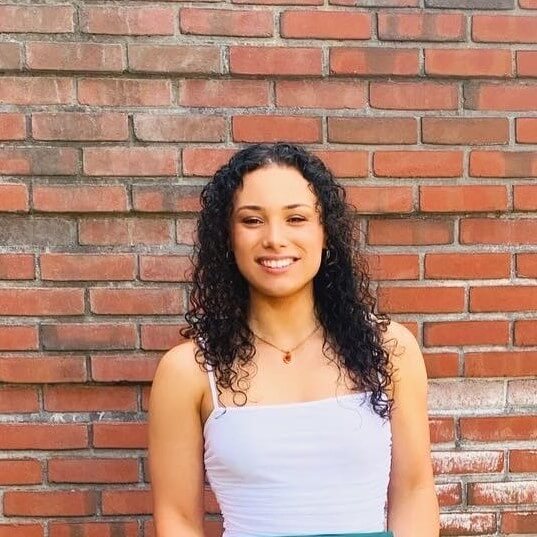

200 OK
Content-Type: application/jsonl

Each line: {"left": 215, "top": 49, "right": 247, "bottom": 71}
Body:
{"left": 49, "top": 522, "right": 137, "bottom": 537}
{"left": 470, "top": 150, "right": 537, "bottom": 177}
{"left": 378, "top": 286, "right": 464, "bottom": 313}
{"left": 469, "top": 481, "right": 537, "bottom": 505}
{"left": 4, "top": 491, "right": 96, "bottom": 516}
{"left": 0, "top": 184, "right": 28, "bottom": 212}
{"left": 420, "top": 185, "right": 508, "bottom": 212}
{"left": 473, "top": 15, "right": 537, "bottom": 43}
{"left": 0, "top": 288, "right": 83, "bottom": 316}
{"left": 0, "top": 326, "right": 38, "bottom": 351}
{"left": 461, "top": 417, "right": 537, "bottom": 441}
{"left": 181, "top": 8, "right": 273, "bottom": 36}
{"left": 430, "top": 418, "right": 455, "bottom": 443}
{"left": 0, "top": 386, "right": 38, "bottom": 412}
{"left": 132, "top": 186, "right": 201, "bottom": 213}
{"left": 516, "top": 118, "right": 537, "bottom": 143}
{"left": 180, "top": 79, "right": 270, "bottom": 107}
{"left": 0, "top": 459, "right": 41, "bottom": 485}
{"left": 346, "top": 186, "right": 413, "bottom": 213}
{"left": 236, "top": 0, "right": 322, "bottom": 4}
{"left": 465, "top": 351, "right": 537, "bottom": 377}
{"left": 439, "top": 513, "right": 496, "bottom": 536}
{"left": 128, "top": 45, "right": 220, "bottom": 74}
{"left": 334, "top": 0, "right": 418, "bottom": 4}
{"left": 517, "top": 50, "right": 537, "bottom": 76}
{"left": 510, "top": 450, "right": 537, "bottom": 472}
{"left": 501, "top": 512, "right": 537, "bottom": 534}
{"left": 42, "top": 323, "right": 137, "bottom": 351}
{"left": 465, "top": 83, "right": 537, "bottom": 111}
{"left": 0, "top": 147, "right": 77, "bottom": 176}
{"left": 328, "top": 117, "right": 417, "bottom": 144}
{"left": 27, "top": 42, "right": 124, "bottom": 72}
{"left": 177, "top": 219, "right": 197, "bottom": 245}
{"left": 425, "top": 252, "right": 510, "bottom": 280}
{"left": 49, "top": 458, "right": 139, "bottom": 484}
{"left": 372, "top": 82, "right": 458, "bottom": 110}
{"left": 83, "top": 147, "right": 178, "bottom": 176}
{"left": 517, "top": 253, "right": 537, "bottom": 277}
{"left": 422, "top": 117, "right": 509, "bottom": 145}
{"left": 41, "top": 253, "right": 135, "bottom": 281}
{"left": 0, "top": 423, "right": 87, "bottom": 450}
{"left": 436, "top": 483, "right": 462, "bottom": 507}
{"left": 514, "top": 186, "right": 537, "bottom": 211}
{"left": 91, "top": 354, "right": 159, "bottom": 383}
{"left": 515, "top": 320, "right": 537, "bottom": 346}
{"left": 82, "top": 6, "right": 174, "bottom": 35}
{"left": 426, "top": 0, "right": 514, "bottom": 6}
{"left": 424, "top": 321, "right": 509, "bottom": 346}
{"left": 378, "top": 12, "right": 465, "bottom": 41}
{"left": 0, "top": 77, "right": 74, "bottom": 105}
{"left": 140, "top": 256, "right": 191, "bottom": 282}
{"left": 32, "top": 112, "right": 127, "bottom": 141}
{"left": 520, "top": 0, "right": 537, "bottom": 6}
{"left": 230, "top": 46, "right": 321, "bottom": 75}
{"left": 0, "top": 525, "right": 43, "bottom": 537}
{"left": 0, "top": 42, "right": 22, "bottom": 70}
{"left": 93, "top": 422, "right": 147, "bottom": 449}
{"left": 79, "top": 218, "right": 174, "bottom": 246}
{"left": 374, "top": 151, "right": 462, "bottom": 177}
{"left": 0, "top": 113, "right": 25, "bottom": 140}
{"left": 90, "top": 288, "right": 183, "bottom": 315}
{"left": 34, "top": 185, "right": 128, "bottom": 213}
{"left": 0, "top": 356, "right": 87, "bottom": 383}
{"left": 182, "top": 148, "right": 235, "bottom": 177}
{"left": 102, "top": 489, "right": 152, "bottom": 515}
{"left": 330, "top": 47, "right": 419, "bottom": 76}
{"left": 78, "top": 78, "right": 172, "bottom": 106}
{"left": 470, "top": 286, "right": 537, "bottom": 312}
{"left": 432, "top": 451, "right": 504, "bottom": 475}
{"left": 141, "top": 324, "right": 184, "bottom": 351}
{"left": 461, "top": 218, "right": 537, "bottom": 245}
{"left": 368, "top": 219, "right": 453, "bottom": 245}
{"left": 276, "top": 80, "right": 367, "bottom": 109}
{"left": 0, "top": 254, "right": 34, "bottom": 280}
{"left": 233, "top": 115, "right": 321, "bottom": 143}
{"left": 134, "top": 114, "right": 225, "bottom": 142}
{"left": 281, "top": 11, "right": 371, "bottom": 39}
{"left": 423, "top": 352, "right": 459, "bottom": 378}
{"left": 312, "top": 151, "right": 368, "bottom": 178}
{"left": 44, "top": 386, "right": 136, "bottom": 412}
{"left": 426, "top": 49, "right": 512, "bottom": 77}
{"left": 0, "top": 5, "right": 74, "bottom": 33}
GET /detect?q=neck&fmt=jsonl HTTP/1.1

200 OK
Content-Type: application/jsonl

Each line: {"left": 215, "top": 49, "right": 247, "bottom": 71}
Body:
{"left": 247, "top": 283, "right": 319, "bottom": 348}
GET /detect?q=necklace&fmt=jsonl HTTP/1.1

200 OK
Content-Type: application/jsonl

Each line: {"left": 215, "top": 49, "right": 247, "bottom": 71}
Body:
{"left": 251, "top": 323, "right": 321, "bottom": 364}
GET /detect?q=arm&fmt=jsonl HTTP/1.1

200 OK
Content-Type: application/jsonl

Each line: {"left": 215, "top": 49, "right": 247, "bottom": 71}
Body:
{"left": 384, "top": 322, "right": 440, "bottom": 537}
{"left": 148, "top": 341, "right": 206, "bottom": 537}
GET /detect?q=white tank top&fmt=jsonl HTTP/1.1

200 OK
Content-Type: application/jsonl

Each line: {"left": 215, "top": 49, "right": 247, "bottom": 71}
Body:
{"left": 203, "top": 367, "right": 392, "bottom": 537}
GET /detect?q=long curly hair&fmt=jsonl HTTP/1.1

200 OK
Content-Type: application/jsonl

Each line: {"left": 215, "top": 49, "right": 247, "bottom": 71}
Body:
{"left": 180, "top": 142, "right": 394, "bottom": 419}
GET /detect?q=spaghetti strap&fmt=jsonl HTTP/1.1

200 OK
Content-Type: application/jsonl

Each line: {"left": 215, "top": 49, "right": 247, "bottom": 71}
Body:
{"left": 207, "top": 366, "right": 220, "bottom": 410}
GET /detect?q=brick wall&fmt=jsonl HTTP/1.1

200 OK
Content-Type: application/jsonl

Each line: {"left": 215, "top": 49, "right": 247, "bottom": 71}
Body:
{"left": 0, "top": 1, "right": 536, "bottom": 536}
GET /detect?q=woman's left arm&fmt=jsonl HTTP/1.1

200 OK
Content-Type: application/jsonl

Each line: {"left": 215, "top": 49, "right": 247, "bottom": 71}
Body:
{"left": 384, "top": 322, "right": 440, "bottom": 537}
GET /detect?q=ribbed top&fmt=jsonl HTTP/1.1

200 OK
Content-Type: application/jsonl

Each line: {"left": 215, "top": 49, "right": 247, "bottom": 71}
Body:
{"left": 203, "top": 368, "right": 392, "bottom": 537}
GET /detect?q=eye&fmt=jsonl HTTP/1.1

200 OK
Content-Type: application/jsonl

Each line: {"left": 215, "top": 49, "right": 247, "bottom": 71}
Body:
{"left": 242, "top": 217, "right": 262, "bottom": 225}
{"left": 288, "top": 216, "right": 306, "bottom": 223}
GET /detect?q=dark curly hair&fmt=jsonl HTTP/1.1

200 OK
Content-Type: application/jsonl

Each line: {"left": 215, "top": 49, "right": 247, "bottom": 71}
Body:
{"left": 180, "top": 142, "right": 394, "bottom": 419}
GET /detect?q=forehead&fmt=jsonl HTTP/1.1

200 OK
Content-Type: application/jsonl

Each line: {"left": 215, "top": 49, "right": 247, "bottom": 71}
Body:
{"left": 233, "top": 164, "right": 316, "bottom": 208}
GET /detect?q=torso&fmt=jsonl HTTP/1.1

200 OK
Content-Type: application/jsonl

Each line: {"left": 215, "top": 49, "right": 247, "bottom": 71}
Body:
{"left": 198, "top": 330, "right": 387, "bottom": 429}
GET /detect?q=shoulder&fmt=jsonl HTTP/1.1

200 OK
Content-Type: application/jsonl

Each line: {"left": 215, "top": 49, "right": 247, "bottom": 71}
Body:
{"left": 379, "top": 320, "right": 426, "bottom": 399}
{"left": 150, "top": 339, "right": 207, "bottom": 411}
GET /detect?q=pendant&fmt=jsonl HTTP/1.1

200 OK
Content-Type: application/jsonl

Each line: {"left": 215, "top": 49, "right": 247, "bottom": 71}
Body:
{"left": 283, "top": 352, "right": 292, "bottom": 364}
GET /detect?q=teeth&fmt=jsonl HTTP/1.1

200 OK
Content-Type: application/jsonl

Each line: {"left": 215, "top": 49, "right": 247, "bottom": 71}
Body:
{"left": 259, "top": 258, "right": 295, "bottom": 269}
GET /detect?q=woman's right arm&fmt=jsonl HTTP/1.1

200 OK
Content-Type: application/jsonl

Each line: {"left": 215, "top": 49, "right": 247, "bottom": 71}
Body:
{"left": 148, "top": 341, "right": 206, "bottom": 537}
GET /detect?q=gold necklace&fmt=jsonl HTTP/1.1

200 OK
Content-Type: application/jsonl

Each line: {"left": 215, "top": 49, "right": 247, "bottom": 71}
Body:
{"left": 251, "top": 323, "right": 321, "bottom": 364}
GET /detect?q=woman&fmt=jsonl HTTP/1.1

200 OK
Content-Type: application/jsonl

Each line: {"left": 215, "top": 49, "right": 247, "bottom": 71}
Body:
{"left": 148, "top": 143, "right": 439, "bottom": 537}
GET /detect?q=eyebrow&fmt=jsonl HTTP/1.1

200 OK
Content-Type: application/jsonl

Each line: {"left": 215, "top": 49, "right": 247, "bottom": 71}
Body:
{"left": 235, "top": 203, "right": 312, "bottom": 213}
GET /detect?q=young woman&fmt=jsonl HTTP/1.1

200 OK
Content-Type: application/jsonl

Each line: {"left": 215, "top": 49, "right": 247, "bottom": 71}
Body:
{"left": 148, "top": 143, "right": 439, "bottom": 537}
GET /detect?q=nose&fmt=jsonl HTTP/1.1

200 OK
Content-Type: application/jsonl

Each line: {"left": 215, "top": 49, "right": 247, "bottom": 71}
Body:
{"left": 262, "top": 220, "right": 286, "bottom": 249}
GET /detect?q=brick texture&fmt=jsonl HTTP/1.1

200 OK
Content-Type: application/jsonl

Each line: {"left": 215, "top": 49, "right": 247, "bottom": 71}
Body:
{"left": 0, "top": 2, "right": 535, "bottom": 536}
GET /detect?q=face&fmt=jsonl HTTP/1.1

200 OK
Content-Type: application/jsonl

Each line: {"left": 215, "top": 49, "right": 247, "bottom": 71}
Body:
{"left": 229, "top": 164, "right": 326, "bottom": 299}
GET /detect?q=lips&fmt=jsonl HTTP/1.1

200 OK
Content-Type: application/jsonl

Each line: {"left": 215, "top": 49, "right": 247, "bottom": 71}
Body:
{"left": 257, "top": 257, "right": 298, "bottom": 269}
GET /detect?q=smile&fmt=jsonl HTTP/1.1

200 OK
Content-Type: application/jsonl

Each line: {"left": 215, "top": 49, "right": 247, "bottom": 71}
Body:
{"left": 257, "top": 257, "right": 298, "bottom": 270}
